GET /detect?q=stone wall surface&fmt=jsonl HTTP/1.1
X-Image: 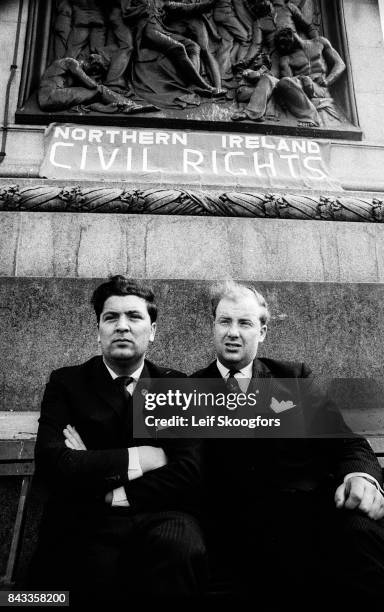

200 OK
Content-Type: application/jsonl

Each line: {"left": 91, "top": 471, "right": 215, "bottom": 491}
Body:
{"left": 0, "top": 277, "right": 383, "bottom": 412}
{"left": 1, "top": 212, "right": 384, "bottom": 282}
{"left": 344, "top": 0, "right": 384, "bottom": 142}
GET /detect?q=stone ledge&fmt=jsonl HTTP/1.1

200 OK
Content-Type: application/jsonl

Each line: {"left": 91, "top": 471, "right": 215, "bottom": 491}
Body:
{"left": 0, "top": 181, "right": 383, "bottom": 222}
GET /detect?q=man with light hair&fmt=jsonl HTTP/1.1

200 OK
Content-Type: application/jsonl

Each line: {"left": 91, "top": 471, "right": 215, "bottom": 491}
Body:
{"left": 192, "top": 280, "right": 384, "bottom": 605}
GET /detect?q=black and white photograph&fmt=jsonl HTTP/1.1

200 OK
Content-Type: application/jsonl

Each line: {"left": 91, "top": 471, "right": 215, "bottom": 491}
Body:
{"left": 1, "top": 0, "right": 384, "bottom": 608}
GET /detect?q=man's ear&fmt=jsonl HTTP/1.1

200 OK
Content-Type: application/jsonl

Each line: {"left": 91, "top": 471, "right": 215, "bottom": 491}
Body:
{"left": 259, "top": 325, "right": 268, "bottom": 343}
{"left": 150, "top": 322, "right": 157, "bottom": 343}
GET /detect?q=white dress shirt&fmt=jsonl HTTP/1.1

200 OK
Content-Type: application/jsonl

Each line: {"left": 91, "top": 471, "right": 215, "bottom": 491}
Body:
{"left": 216, "top": 359, "right": 253, "bottom": 392}
{"left": 104, "top": 360, "right": 145, "bottom": 506}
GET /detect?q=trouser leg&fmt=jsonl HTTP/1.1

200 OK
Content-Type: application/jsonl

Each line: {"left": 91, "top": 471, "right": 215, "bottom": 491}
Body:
{"left": 336, "top": 510, "right": 384, "bottom": 603}
{"left": 134, "top": 511, "right": 208, "bottom": 596}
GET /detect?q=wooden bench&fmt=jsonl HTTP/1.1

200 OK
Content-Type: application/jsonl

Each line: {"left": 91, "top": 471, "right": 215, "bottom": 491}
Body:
{"left": 1, "top": 411, "right": 384, "bottom": 590}
{"left": 0, "top": 413, "right": 38, "bottom": 589}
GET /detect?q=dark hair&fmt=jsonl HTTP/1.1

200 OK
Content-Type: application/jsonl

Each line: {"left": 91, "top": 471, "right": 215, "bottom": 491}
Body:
{"left": 210, "top": 281, "right": 271, "bottom": 325}
{"left": 91, "top": 276, "right": 158, "bottom": 324}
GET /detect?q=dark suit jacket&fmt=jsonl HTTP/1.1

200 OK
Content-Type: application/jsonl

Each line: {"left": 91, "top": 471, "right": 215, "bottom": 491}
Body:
{"left": 35, "top": 356, "right": 202, "bottom": 518}
{"left": 191, "top": 358, "right": 382, "bottom": 511}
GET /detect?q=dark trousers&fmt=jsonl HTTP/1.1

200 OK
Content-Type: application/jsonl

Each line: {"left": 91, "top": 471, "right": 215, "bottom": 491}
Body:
{"left": 29, "top": 509, "right": 207, "bottom": 603}
{"left": 206, "top": 488, "right": 384, "bottom": 606}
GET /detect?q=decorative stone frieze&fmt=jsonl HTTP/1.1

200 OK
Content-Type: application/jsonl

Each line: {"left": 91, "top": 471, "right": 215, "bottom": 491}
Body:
{"left": 0, "top": 183, "right": 383, "bottom": 222}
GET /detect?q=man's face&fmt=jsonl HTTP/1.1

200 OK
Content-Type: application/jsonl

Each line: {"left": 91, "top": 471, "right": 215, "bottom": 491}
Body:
{"left": 213, "top": 294, "right": 267, "bottom": 370}
{"left": 98, "top": 295, "right": 156, "bottom": 369}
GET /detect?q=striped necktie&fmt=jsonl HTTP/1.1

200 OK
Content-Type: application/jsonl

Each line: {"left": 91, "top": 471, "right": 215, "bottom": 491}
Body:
{"left": 226, "top": 369, "right": 242, "bottom": 393}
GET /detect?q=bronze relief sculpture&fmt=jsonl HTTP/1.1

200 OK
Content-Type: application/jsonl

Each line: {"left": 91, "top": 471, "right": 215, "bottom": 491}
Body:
{"left": 28, "top": 1, "right": 352, "bottom": 132}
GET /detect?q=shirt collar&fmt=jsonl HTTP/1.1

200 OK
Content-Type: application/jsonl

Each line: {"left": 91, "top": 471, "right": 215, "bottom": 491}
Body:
{"left": 216, "top": 359, "right": 253, "bottom": 379}
{"left": 103, "top": 359, "right": 145, "bottom": 382}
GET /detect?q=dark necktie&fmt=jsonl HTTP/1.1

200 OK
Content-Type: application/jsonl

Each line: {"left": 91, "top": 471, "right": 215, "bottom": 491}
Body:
{"left": 115, "top": 375, "right": 134, "bottom": 395}
{"left": 226, "top": 369, "right": 242, "bottom": 394}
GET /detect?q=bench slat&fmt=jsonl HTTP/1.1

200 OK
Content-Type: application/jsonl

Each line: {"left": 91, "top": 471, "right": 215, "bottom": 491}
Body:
{"left": 0, "top": 412, "right": 39, "bottom": 440}
{"left": 0, "top": 441, "right": 35, "bottom": 461}
{"left": 0, "top": 462, "right": 35, "bottom": 476}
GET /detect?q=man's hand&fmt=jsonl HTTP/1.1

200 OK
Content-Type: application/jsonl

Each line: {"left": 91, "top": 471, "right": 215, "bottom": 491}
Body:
{"left": 63, "top": 424, "right": 87, "bottom": 450}
{"left": 137, "top": 446, "right": 168, "bottom": 473}
{"left": 335, "top": 476, "right": 384, "bottom": 520}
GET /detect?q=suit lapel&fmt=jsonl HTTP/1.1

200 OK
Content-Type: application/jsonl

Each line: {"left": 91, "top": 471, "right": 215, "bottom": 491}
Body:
{"left": 86, "top": 356, "right": 130, "bottom": 422}
{"left": 132, "top": 361, "right": 153, "bottom": 417}
{"left": 246, "top": 359, "right": 273, "bottom": 413}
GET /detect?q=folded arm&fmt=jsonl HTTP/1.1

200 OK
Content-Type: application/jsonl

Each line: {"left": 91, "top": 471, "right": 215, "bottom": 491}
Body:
{"left": 35, "top": 375, "right": 129, "bottom": 496}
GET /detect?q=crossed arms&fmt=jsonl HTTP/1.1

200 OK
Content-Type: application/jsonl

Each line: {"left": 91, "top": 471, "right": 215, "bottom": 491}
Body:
{"left": 35, "top": 371, "right": 202, "bottom": 512}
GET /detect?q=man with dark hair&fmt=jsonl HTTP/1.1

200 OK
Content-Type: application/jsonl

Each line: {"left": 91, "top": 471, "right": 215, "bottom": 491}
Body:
{"left": 192, "top": 280, "right": 384, "bottom": 605}
{"left": 31, "top": 276, "right": 206, "bottom": 603}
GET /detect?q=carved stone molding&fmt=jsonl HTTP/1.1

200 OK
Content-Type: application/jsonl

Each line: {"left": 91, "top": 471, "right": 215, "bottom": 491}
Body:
{"left": 0, "top": 184, "right": 383, "bottom": 222}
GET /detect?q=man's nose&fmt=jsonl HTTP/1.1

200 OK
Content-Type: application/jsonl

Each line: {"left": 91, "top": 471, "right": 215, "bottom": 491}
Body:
{"left": 226, "top": 323, "right": 240, "bottom": 337}
{"left": 116, "top": 315, "right": 130, "bottom": 330}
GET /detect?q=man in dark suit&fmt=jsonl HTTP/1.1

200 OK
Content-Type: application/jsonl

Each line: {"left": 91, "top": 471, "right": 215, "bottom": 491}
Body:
{"left": 191, "top": 280, "right": 384, "bottom": 605}
{"left": 31, "top": 276, "right": 206, "bottom": 603}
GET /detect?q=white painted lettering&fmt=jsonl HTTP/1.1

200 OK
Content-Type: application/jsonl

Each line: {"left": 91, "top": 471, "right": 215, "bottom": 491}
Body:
{"left": 303, "top": 156, "right": 327, "bottom": 180}
{"left": 280, "top": 154, "right": 300, "bottom": 178}
{"left": 139, "top": 132, "right": 154, "bottom": 145}
{"left": 71, "top": 128, "right": 87, "bottom": 140}
{"left": 261, "top": 136, "right": 276, "bottom": 149}
{"left": 253, "top": 152, "right": 276, "bottom": 177}
{"left": 245, "top": 136, "right": 260, "bottom": 149}
{"left": 88, "top": 129, "right": 103, "bottom": 143}
{"left": 126, "top": 147, "right": 132, "bottom": 171}
{"left": 105, "top": 129, "right": 120, "bottom": 144}
{"left": 173, "top": 133, "right": 187, "bottom": 145}
{"left": 183, "top": 149, "right": 204, "bottom": 173}
{"left": 54, "top": 126, "right": 70, "bottom": 139}
{"left": 224, "top": 152, "right": 247, "bottom": 176}
{"left": 277, "top": 139, "right": 290, "bottom": 152}
{"left": 228, "top": 135, "right": 243, "bottom": 148}
{"left": 122, "top": 131, "right": 137, "bottom": 144}
{"left": 291, "top": 140, "right": 306, "bottom": 154}
{"left": 49, "top": 142, "right": 73, "bottom": 169}
{"left": 156, "top": 132, "right": 169, "bottom": 145}
{"left": 80, "top": 144, "right": 88, "bottom": 170}
{"left": 307, "top": 141, "right": 320, "bottom": 154}
{"left": 143, "top": 147, "right": 159, "bottom": 172}
{"left": 97, "top": 146, "right": 119, "bottom": 170}
{"left": 212, "top": 150, "right": 218, "bottom": 174}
